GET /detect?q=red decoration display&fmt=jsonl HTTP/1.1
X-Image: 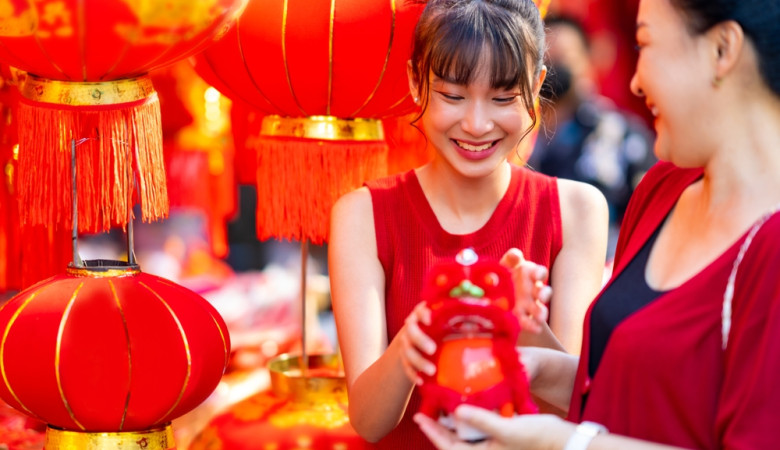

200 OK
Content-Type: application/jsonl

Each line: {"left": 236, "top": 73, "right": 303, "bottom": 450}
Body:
{"left": 418, "top": 249, "right": 537, "bottom": 441}
{"left": 0, "top": 0, "right": 247, "bottom": 233}
{"left": 0, "top": 263, "right": 230, "bottom": 435}
{"left": 192, "top": 0, "right": 424, "bottom": 243}
{"left": 153, "top": 61, "right": 237, "bottom": 259}
{"left": 190, "top": 354, "right": 369, "bottom": 450}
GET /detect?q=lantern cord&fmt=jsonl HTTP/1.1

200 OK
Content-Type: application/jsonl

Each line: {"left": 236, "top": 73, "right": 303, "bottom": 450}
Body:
{"left": 300, "top": 239, "right": 309, "bottom": 376}
{"left": 70, "top": 139, "right": 82, "bottom": 268}
{"left": 127, "top": 125, "right": 136, "bottom": 266}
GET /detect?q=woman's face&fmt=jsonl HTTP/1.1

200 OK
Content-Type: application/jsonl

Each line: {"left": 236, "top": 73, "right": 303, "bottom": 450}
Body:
{"left": 630, "top": 0, "right": 715, "bottom": 166}
{"left": 411, "top": 56, "right": 540, "bottom": 179}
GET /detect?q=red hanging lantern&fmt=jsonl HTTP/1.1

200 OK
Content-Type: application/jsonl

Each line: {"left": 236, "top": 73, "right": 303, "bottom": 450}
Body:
{"left": 0, "top": 0, "right": 247, "bottom": 234}
{"left": 192, "top": 0, "right": 424, "bottom": 243}
{"left": 190, "top": 354, "right": 369, "bottom": 450}
{"left": 0, "top": 259, "right": 230, "bottom": 449}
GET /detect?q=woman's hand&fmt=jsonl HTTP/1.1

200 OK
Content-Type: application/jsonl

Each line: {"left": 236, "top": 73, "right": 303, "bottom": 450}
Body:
{"left": 414, "top": 406, "right": 564, "bottom": 450}
{"left": 500, "top": 248, "right": 552, "bottom": 334}
{"left": 399, "top": 301, "right": 438, "bottom": 385}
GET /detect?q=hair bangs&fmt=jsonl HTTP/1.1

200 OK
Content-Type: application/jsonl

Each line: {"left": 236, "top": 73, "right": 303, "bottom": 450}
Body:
{"left": 427, "top": 7, "right": 525, "bottom": 90}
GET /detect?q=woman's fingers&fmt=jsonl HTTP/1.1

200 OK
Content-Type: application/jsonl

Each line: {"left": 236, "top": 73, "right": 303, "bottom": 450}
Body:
{"left": 400, "top": 302, "right": 438, "bottom": 384}
{"left": 500, "top": 248, "right": 551, "bottom": 333}
{"left": 454, "top": 405, "right": 510, "bottom": 442}
{"left": 414, "top": 413, "right": 489, "bottom": 450}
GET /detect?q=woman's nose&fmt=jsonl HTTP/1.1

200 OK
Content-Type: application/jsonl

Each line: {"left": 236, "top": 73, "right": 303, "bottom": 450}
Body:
{"left": 461, "top": 101, "right": 494, "bottom": 136}
{"left": 630, "top": 71, "right": 644, "bottom": 97}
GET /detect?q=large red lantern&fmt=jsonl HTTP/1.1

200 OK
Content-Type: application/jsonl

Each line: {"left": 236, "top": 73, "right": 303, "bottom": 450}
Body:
{"left": 0, "top": 0, "right": 247, "bottom": 233}
{"left": 193, "top": 0, "right": 424, "bottom": 243}
{"left": 0, "top": 260, "right": 230, "bottom": 448}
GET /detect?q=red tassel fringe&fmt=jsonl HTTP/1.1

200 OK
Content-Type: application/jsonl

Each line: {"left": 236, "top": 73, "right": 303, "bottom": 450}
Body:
{"left": 16, "top": 96, "right": 169, "bottom": 234}
{"left": 254, "top": 136, "right": 388, "bottom": 244}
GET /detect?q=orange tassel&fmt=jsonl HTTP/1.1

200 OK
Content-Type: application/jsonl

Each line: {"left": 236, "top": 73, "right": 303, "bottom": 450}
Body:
{"left": 383, "top": 114, "right": 433, "bottom": 175}
{"left": 16, "top": 95, "right": 168, "bottom": 233}
{"left": 254, "top": 136, "right": 388, "bottom": 244}
{"left": 0, "top": 156, "right": 20, "bottom": 292}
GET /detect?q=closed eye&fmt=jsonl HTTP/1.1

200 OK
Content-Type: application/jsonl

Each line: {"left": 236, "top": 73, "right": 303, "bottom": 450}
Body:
{"left": 493, "top": 95, "right": 518, "bottom": 104}
{"left": 434, "top": 90, "right": 463, "bottom": 101}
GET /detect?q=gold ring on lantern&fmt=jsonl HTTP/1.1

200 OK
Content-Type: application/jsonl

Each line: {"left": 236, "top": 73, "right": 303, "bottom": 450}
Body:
{"left": 19, "top": 74, "right": 156, "bottom": 106}
{"left": 66, "top": 261, "right": 141, "bottom": 279}
{"left": 44, "top": 424, "right": 175, "bottom": 450}
{"left": 260, "top": 115, "right": 385, "bottom": 141}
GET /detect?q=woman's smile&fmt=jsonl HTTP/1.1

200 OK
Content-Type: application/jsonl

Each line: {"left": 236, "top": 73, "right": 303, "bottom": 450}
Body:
{"left": 451, "top": 138, "right": 501, "bottom": 160}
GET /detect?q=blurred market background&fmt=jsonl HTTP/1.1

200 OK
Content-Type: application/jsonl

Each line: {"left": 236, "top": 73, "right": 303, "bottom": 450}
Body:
{"left": 0, "top": 0, "right": 651, "bottom": 448}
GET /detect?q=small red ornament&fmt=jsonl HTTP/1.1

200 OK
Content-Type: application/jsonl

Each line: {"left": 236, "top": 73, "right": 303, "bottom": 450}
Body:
{"left": 418, "top": 249, "right": 537, "bottom": 441}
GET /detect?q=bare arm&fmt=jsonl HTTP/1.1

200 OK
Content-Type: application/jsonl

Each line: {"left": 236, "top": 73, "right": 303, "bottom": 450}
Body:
{"left": 329, "top": 188, "right": 414, "bottom": 442}
{"left": 550, "top": 179, "right": 609, "bottom": 354}
{"left": 521, "top": 346, "right": 579, "bottom": 412}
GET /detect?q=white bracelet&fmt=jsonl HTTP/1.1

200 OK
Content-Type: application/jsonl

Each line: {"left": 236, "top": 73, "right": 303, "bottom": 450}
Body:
{"left": 563, "top": 421, "right": 608, "bottom": 450}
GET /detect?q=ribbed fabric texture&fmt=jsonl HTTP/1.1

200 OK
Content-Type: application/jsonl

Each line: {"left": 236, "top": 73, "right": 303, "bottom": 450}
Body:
{"left": 365, "top": 164, "right": 562, "bottom": 449}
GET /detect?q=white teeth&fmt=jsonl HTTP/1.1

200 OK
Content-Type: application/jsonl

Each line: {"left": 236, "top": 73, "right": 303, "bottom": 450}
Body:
{"left": 455, "top": 140, "right": 494, "bottom": 151}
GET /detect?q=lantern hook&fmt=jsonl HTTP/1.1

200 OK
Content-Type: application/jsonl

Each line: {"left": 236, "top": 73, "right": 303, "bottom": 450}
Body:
{"left": 69, "top": 137, "right": 138, "bottom": 271}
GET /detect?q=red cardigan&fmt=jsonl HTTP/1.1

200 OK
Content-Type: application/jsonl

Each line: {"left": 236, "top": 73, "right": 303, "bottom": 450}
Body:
{"left": 569, "top": 162, "right": 780, "bottom": 449}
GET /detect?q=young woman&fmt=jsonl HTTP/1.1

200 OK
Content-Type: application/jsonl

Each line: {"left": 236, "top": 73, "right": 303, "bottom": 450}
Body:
{"left": 329, "top": 0, "right": 608, "bottom": 447}
{"left": 415, "top": 0, "right": 780, "bottom": 448}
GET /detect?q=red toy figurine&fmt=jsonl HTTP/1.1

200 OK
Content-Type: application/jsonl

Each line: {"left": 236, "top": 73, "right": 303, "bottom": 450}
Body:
{"left": 418, "top": 248, "right": 538, "bottom": 441}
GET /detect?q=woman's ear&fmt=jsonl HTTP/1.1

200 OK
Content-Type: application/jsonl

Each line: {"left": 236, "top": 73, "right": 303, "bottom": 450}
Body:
{"left": 710, "top": 20, "right": 744, "bottom": 81}
{"left": 407, "top": 60, "right": 421, "bottom": 104}
{"left": 533, "top": 65, "right": 548, "bottom": 99}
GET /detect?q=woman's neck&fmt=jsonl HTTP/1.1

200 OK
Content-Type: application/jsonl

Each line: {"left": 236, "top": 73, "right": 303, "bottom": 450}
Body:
{"left": 698, "top": 98, "right": 780, "bottom": 219}
{"left": 415, "top": 160, "right": 513, "bottom": 235}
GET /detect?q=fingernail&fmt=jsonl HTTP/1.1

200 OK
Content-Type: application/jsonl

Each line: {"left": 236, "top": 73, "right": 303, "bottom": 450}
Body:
{"left": 455, "top": 404, "right": 474, "bottom": 419}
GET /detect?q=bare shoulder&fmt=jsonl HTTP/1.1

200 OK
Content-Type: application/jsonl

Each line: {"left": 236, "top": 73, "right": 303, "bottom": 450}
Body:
{"left": 332, "top": 186, "right": 373, "bottom": 221}
{"left": 555, "top": 178, "right": 608, "bottom": 219}
{"left": 330, "top": 187, "right": 376, "bottom": 256}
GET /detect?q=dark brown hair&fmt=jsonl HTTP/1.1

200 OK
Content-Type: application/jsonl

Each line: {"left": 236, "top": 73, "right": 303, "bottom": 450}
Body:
{"left": 670, "top": 0, "right": 780, "bottom": 96}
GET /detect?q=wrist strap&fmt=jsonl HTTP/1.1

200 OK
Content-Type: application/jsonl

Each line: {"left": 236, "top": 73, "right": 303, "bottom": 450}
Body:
{"left": 563, "top": 421, "right": 608, "bottom": 450}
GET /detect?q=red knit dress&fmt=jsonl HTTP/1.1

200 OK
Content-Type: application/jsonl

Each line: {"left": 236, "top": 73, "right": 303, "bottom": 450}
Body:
{"left": 365, "top": 164, "right": 563, "bottom": 449}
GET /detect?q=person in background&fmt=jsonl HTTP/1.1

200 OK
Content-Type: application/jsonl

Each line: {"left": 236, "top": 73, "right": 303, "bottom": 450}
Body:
{"left": 528, "top": 15, "right": 656, "bottom": 259}
{"left": 414, "top": 0, "right": 780, "bottom": 448}
{"left": 329, "top": 0, "right": 608, "bottom": 447}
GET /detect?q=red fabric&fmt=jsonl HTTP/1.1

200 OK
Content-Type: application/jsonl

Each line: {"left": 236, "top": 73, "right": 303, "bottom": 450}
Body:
{"left": 569, "top": 161, "right": 780, "bottom": 449}
{"left": 366, "top": 164, "right": 563, "bottom": 448}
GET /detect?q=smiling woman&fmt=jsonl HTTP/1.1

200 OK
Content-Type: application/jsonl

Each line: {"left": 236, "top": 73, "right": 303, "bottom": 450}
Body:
{"left": 328, "top": 0, "right": 609, "bottom": 448}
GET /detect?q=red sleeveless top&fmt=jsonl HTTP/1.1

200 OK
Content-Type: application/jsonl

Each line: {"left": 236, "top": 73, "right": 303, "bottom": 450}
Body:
{"left": 365, "top": 165, "right": 563, "bottom": 448}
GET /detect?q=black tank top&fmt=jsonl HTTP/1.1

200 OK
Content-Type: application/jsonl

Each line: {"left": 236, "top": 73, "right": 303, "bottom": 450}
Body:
{"left": 588, "top": 224, "right": 668, "bottom": 378}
